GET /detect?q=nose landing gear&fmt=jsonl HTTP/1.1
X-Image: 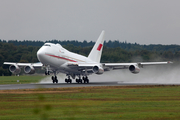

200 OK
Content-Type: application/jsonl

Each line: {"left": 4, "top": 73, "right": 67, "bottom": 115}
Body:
{"left": 45, "top": 71, "right": 50, "bottom": 75}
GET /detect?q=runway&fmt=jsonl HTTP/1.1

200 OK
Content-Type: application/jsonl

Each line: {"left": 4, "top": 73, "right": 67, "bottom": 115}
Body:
{"left": 0, "top": 82, "right": 178, "bottom": 90}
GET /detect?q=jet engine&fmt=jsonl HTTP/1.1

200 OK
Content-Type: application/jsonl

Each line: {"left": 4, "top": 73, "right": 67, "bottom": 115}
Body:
{"left": 93, "top": 65, "right": 104, "bottom": 74}
{"left": 24, "top": 65, "right": 35, "bottom": 74}
{"left": 9, "top": 64, "right": 21, "bottom": 74}
{"left": 129, "top": 64, "right": 140, "bottom": 74}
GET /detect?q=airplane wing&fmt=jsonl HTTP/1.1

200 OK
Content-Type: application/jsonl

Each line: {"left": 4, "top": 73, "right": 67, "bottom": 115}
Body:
{"left": 67, "top": 61, "right": 172, "bottom": 68}
{"left": 104, "top": 61, "right": 172, "bottom": 68}
{"left": 3, "top": 62, "right": 43, "bottom": 74}
{"left": 103, "top": 61, "right": 173, "bottom": 73}
{"left": 4, "top": 62, "right": 43, "bottom": 67}
{"left": 67, "top": 61, "right": 173, "bottom": 74}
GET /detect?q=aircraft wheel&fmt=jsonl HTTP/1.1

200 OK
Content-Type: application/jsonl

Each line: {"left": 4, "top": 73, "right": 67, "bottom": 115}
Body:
{"left": 53, "top": 80, "right": 56, "bottom": 83}
{"left": 65, "top": 79, "right": 72, "bottom": 83}
{"left": 76, "top": 79, "right": 78, "bottom": 83}
{"left": 45, "top": 71, "right": 47, "bottom": 75}
{"left": 65, "top": 78, "right": 68, "bottom": 83}
{"left": 45, "top": 71, "right": 50, "bottom": 75}
{"left": 52, "top": 76, "right": 55, "bottom": 83}
{"left": 76, "top": 79, "right": 82, "bottom": 84}
{"left": 53, "top": 76, "right": 58, "bottom": 84}
{"left": 83, "top": 77, "right": 89, "bottom": 84}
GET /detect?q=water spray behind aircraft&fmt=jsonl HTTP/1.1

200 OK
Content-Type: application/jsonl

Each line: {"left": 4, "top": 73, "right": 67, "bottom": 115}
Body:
{"left": 40, "top": 64, "right": 180, "bottom": 84}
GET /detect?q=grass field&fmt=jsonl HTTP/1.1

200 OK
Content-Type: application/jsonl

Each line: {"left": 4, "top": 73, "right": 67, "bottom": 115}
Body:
{"left": 0, "top": 75, "right": 46, "bottom": 84}
{"left": 0, "top": 85, "right": 180, "bottom": 120}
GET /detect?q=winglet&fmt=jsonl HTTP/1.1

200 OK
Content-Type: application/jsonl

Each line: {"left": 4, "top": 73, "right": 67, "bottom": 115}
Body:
{"left": 88, "top": 30, "right": 105, "bottom": 63}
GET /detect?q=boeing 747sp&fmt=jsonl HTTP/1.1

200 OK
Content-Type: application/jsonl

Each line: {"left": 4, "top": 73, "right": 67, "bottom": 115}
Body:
{"left": 4, "top": 31, "right": 172, "bottom": 83}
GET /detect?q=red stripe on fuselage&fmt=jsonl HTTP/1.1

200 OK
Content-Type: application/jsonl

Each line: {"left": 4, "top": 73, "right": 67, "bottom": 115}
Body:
{"left": 46, "top": 54, "right": 77, "bottom": 62}
{"left": 97, "top": 44, "right": 103, "bottom": 51}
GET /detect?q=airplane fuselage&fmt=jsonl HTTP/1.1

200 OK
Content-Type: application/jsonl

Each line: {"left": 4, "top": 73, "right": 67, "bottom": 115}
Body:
{"left": 37, "top": 43, "right": 95, "bottom": 75}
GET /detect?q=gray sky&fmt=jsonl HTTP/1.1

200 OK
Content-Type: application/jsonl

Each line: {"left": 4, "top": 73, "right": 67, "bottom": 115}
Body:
{"left": 0, "top": 0, "right": 180, "bottom": 45}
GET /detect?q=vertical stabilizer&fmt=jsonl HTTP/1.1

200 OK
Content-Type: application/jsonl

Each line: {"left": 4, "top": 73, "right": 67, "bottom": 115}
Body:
{"left": 88, "top": 30, "right": 105, "bottom": 63}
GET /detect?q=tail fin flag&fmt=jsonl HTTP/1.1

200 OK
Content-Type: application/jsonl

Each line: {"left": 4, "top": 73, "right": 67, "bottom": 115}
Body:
{"left": 88, "top": 30, "right": 105, "bottom": 63}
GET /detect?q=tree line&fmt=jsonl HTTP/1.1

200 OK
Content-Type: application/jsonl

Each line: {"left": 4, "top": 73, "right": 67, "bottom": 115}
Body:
{"left": 0, "top": 40, "right": 179, "bottom": 76}
{"left": 1, "top": 39, "right": 180, "bottom": 53}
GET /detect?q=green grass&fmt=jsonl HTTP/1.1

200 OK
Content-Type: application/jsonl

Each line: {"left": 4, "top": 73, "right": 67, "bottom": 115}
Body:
{"left": 0, "top": 85, "right": 180, "bottom": 120}
{"left": 0, "top": 75, "right": 46, "bottom": 84}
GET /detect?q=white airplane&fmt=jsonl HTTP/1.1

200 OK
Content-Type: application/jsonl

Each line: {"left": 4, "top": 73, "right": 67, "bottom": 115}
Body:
{"left": 4, "top": 31, "right": 172, "bottom": 83}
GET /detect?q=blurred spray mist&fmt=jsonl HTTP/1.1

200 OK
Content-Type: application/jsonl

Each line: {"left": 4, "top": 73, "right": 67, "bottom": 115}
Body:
{"left": 39, "top": 64, "right": 180, "bottom": 84}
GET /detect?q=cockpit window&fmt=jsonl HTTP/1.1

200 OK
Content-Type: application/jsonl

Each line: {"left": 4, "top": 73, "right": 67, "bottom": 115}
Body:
{"left": 44, "top": 44, "right": 51, "bottom": 47}
{"left": 56, "top": 43, "right": 62, "bottom": 47}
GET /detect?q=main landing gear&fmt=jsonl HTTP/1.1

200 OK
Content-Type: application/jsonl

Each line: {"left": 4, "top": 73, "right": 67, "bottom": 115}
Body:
{"left": 65, "top": 76, "right": 72, "bottom": 83}
{"left": 51, "top": 73, "right": 89, "bottom": 84}
{"left": 83, "top": 76, "right": 89, "bottom": 83}
{"left": 52, "top": 76, "right": 58, "bottom": 83}
{"left": 75, "top": 76, "right": 89, "bottom": 83}
{"left": 64, "top": 75, "right": 89, "bottom": 84}
{"left": 74, "top": 76, "right": 89, "bottom": 84}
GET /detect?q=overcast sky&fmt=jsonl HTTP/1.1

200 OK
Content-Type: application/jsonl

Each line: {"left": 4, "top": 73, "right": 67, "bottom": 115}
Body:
{"left": 0, "top": 0, "right": 180, "bottom": 45}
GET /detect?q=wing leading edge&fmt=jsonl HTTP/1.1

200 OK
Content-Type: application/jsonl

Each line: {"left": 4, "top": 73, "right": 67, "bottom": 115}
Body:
{"left": 4, "top": 62, "right": 43, "bottom": 67}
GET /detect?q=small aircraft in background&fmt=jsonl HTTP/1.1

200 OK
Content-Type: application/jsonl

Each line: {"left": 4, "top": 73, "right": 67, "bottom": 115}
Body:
{"left": 4, "top": 31, "right": 172, "bottom": 83}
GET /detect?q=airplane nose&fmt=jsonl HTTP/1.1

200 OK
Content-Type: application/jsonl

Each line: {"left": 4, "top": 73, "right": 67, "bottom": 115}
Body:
{"left": 37, "top": 48, "right": 45, "bottom": 61}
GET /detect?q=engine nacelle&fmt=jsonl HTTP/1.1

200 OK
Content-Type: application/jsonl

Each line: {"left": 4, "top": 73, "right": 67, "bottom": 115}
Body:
{"left": 24, "top": 65, "right": 35, "bottom": 74}
{"left": 9, "top": 65, "right": 21, "bottom": 74}
{"left": 129, "top": 64, "right": 140, "bottom": 74}
{"left": 93, "top": 65, "right": 104, "bottom": 75}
